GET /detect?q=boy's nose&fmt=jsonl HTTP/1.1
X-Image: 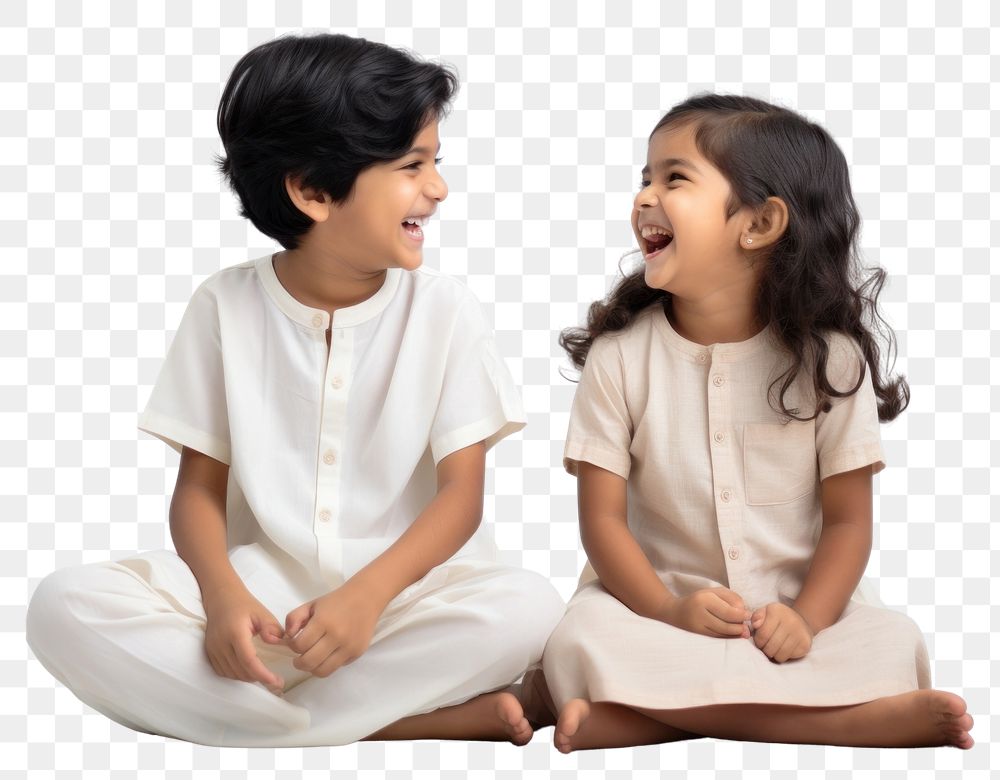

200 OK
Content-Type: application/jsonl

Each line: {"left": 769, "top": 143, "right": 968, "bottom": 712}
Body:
{"left": 427, "top": 170, "right": 448, "bottom": 202}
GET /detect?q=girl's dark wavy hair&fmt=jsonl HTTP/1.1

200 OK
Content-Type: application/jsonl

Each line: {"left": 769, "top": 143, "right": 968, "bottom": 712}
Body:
{"left": 216, "top": 33, "right": 458, "bottom": 250}
{"left": 560, "top": 93, "right": 909, "bottom": 423}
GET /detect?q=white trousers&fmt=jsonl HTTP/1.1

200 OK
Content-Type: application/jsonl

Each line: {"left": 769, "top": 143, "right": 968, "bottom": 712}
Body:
{"left": 25, "top": 549, "right": 566, "bottom": 747}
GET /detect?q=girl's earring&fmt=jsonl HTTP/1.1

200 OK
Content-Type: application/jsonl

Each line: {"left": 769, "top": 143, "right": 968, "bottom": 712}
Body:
{"left": 745, "top": 238, "right": 753, "bottom": 245}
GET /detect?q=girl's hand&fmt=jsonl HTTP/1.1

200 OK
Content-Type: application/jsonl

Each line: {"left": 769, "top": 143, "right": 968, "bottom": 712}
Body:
{"left": 750, "top": 602, "right": 814, "bottom": 663}
{"left": 202, "top": 583, "right": 286, "bottom": 693}
{"left": 659, "top": 587, "right": 751, "bottom": 638}
{"left": 283, "top": 581, "right": 382, "bottom": 678}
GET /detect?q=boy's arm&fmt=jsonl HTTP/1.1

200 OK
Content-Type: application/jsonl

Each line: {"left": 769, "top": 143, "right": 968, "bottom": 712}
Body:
{"left": 348, "top": 440, "right": 487, "bottom": 609}
{"left": 791, "top": 463, "right": 873, "bottom": 633}
{"left": 171, "top": 446, "right": 284, "bottom": 689}
{"left": 281, "top": 440, "right": 487, "bottom": 677}
{"left": 169, "top": 446, "right": 243, "bottom": 597}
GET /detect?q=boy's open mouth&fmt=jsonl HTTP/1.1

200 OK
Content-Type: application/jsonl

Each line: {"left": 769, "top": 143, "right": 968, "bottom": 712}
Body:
{"left": 402, "top": 216, "right": 428, "bottom": 241}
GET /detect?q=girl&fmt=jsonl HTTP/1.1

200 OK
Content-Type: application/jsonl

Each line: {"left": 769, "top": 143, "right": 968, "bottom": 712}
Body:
{"left": 539, "top": 94, "right": 973, "bottom": 751}
{"left": 26, "top": 33, "right": 564, "bottom": 747}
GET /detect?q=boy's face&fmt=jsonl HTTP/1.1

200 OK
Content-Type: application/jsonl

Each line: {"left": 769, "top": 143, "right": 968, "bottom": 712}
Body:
{"left": 327, "top": 121, "right": 447, "bottom": 272}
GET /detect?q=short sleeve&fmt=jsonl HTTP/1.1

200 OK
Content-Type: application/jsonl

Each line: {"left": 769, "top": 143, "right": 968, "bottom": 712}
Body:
{"left": 815, "top": 333, "right": 885, "bottom": 481}
{"left": 137, "top": 281, "right": 231, "bottom": 465}
{"left": 429, "top": 293, "right": 525, "bottom": 465}
{"left": 563, "top": 335, "right": 633, "bottom": 479}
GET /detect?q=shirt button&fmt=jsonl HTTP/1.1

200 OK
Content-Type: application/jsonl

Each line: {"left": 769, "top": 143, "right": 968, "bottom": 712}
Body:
{"left": 713, "top": 374, "right": 725, "bottom": 387}
{"left": 697, "top": 352, "right": 708, "bottom": 363}
{"left": 318, "top": 509, "right": 332, "bottom": 522}
{"left": 330, "top": 376, "right": 343, "bottom": 389}
{"left": 721, "top": 489, "right": 732, "bottom": 502}
{"left": 713, "top": 431, "right": 725, "bottom": 444}
{"left": 311, "top": 313, "right": 324, "bottom": 328}
{"left": 728, "top": 546, "right": 740, "bottom": 560}
{"left": 322, "top": 450, "right": 337, "bottom": 465}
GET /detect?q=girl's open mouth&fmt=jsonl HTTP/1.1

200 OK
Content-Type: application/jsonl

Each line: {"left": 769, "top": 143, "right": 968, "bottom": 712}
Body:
{"left": 643, "top": 231, "right": 673, "bottom": 259}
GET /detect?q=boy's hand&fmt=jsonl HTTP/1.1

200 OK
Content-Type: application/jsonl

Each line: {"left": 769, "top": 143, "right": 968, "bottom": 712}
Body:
{"left": 659, "top": 587, "right": 751, "bottom": 638}
{"left": 202, "top": 583, "right": 286, "bottom": 693}
{"left": 750, "top": 602, "right": 814, "bottom": 663}
{"left": 283, "top": 580, "right": 382, "bottom": 678}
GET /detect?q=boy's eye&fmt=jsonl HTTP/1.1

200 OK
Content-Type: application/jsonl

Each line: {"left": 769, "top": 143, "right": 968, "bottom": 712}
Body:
{"left": 668, "top": 172, "right": 687, "bottom": 182}
{"left": 404, "top": 157, "right": 443, "bottom": 170}
{"left": 638, "top": 179, "right": 651, "bottom": 190}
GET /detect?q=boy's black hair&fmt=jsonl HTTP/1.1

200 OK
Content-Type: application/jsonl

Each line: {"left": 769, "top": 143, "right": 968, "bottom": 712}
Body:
{"left": 216, "top": 33, "right": 458, "bottom": 250}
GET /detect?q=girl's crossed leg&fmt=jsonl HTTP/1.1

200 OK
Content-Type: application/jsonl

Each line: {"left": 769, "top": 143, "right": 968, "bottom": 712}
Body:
{"left": 554, "top": 690, "right": 973, "bottom": 753}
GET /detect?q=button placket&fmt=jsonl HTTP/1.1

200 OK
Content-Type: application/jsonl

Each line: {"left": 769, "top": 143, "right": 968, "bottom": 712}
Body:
{"left": 313, "top": 324, "right": 354, "bottom": 584}
{"left": 707, "top": 353, "right": 743, "bottom": 589}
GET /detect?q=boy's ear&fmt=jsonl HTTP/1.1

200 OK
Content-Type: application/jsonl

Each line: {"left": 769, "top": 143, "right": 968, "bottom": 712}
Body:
{"left": 742, "top": 196, "right": 789, "bottom": 251}
{"left": 284, "top": 175, "right": 333, "bottom": 222}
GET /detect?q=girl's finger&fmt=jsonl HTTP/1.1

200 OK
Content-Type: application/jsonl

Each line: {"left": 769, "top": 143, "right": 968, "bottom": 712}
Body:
{"left": 707, "top": 599, "right": 750, "bottom": 625}
{"left": 761, "top": 624, "right": 787, "bottom": 659}
{"left": 753, "top": 616, "right": 778, "bottom": 649}
{"left": 704, "top": 613, "right": 747, "bottom": 637}
{"left": 712, "top": 588, "right": 748, "bottom": 613}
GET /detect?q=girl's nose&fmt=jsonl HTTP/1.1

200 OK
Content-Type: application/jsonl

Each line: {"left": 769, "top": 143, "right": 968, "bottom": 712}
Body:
{"left": 634, "top": 185, "right": 657, "bottom": 210}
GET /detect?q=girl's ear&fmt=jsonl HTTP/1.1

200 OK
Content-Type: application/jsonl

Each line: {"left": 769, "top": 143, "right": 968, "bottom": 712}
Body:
{"left": 284, "top": 175, "right": 333, "bottom": 222}
{"left": 742, "top": 196, "right": 789, "bottom": 251}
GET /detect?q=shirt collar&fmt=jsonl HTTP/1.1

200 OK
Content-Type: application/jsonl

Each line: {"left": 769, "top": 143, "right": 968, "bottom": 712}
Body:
{"left": 256, "top": 253, "right": 402, "bottom": 330}
{"left": 651, "top": 303, "right": 775, "bottom": 363}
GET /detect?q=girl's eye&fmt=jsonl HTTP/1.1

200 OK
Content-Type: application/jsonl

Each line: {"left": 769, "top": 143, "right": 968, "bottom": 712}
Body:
{"left": 638, "top": 179, "right": 651, "bottom": 190}
{"left": 668, "top": 172, "right": 687, "bottom": 183}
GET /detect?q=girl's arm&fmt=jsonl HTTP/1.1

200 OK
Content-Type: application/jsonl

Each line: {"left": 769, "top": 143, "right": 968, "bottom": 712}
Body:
{"left": 576, "top": 460, "right": 677, "bottom": 619}
{"left": 792, "top": 463, "right": 874, "bottom": 633}
{"left": 578, "top": 461, "right": 750, "bottom": 637}
{"left": 347, "top": 440, "right": 487, "bottom": 608}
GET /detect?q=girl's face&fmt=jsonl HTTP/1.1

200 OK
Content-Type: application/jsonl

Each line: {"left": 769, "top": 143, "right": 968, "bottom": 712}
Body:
{"left": 632, "top": 122, "right": 754, "bottom": 299}
{"left": 326, "top": 121, "right": 448, "bottom": 272}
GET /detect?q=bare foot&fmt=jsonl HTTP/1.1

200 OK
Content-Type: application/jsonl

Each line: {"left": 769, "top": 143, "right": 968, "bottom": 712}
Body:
{"left": 892, "top": 690, "right": 974, "bottom": 749}
{"left": 553, "top": 698, "right": 694, "bottom": 753}
{"left": 495, "top": 690, "right": 534, "bottom": 746}
{"left": 363, "top": 690, "right": 534, "bottom": 744}
{"left": 554, "top": 698, "right": 590, "bottom": 754}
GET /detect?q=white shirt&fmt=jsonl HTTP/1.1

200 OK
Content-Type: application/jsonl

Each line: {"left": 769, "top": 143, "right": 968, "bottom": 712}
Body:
{"left": 139, "top": 254, "right": 525, "bottom": 589}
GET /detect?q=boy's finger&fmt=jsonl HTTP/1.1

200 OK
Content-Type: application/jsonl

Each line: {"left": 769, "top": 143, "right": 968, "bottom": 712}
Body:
{"left": 284, "top": 604, "right": 312, "bottom": 640}
{"left": 233, "top": 635, "right": 281, "bottom": 687}
{"left": 292, "top": 634, "right": 338, "bottom": 673}
{"left": 313, "top": 647, "right": 351, "bottom": 679}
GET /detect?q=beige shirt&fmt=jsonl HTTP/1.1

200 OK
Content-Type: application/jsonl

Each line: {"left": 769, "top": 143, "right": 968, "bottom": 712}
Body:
{"left": 564, "top": 305, "right": 885, "bottom": 611}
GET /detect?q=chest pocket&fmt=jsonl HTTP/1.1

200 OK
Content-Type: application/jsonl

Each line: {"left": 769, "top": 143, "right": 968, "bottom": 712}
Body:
{"left": 743, "top": 420, "right": 818, "bottom": 505}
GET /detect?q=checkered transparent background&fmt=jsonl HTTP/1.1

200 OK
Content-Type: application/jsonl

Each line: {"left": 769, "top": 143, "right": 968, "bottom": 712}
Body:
{"left": 2, "top": 0, "right": 996, "bottom": 775}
